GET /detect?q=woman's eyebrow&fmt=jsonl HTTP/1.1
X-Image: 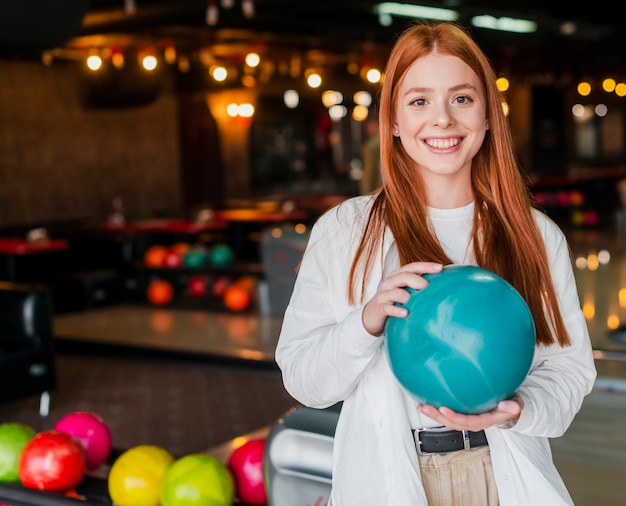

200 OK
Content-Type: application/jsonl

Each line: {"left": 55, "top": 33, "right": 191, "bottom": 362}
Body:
{"left": 402, "top": 83, "right": 478, "bottom": 97}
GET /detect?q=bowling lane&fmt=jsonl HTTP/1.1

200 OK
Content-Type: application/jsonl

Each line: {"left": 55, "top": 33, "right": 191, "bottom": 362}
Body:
{"left": 54, "top": 305, "right": 283, "bottom": 365}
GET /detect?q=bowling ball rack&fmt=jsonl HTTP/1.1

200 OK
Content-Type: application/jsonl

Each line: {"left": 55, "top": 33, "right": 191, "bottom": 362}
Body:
{"left": 0, "top": 477, "right": 110, "bottom": 506}
{"left": 0, "top": 445, "right": 254, "bottom": 506}
{"left": 0, "top": 478, "right": 254, "bottom": 506}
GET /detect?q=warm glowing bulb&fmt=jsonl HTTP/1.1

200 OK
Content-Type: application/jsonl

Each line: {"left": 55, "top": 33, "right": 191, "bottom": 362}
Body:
{"left": 164, "top": 46, "right": 177, "bottom": 64}
{"left": 595, "top": 104, "right": 608, "bottom": 117}
{"left": 112, "top": 52, "right": 125, "bottom": 68}
{"left": 619, "top": 288, "right": 626, "bottom": 307}
{"left": 322, "top": 90, "right": 342, "bottom": 108}
{"left": 496, "top": 77, "right": 509, "bottom": 91}
{"left": 352, "top": 105, "right": 369, "bottom": 121}
{"left": 283, "top": 89, "right": 299, "bottom": 109}
{"left": 307, "top": 73, "right": 322, "bottom": 88}
{"left": 238, "top": 103, "right": 254, "bottom": 118}
{"left": 354, "top": 91, "right": 372, "bottom": 107}
{"left": 602, "top": 78, "right": 616, "bottom": 93}
{"left": 328, "top": 104, "right": 347, "bottom": 120}
{"left": 582, "top": 301, "right": 595, "bottom": 319}
{"left": 227, "top": 103, "right": 239, "bottom": 117}
{"left": 245, "top": 52, "right": 260, "bottom": 67}
{"left": 366, "top": 68, "right": 381, "bottom": 83}
{"left": 212, "top": 66, "right": 228, "bottom": 81}
{"left": 86, "top": 55, "right": 102, "bottom": 71}
{"left": 577, "top": 82, "right": 591, "bottom": 96}
{"left": 142, "top": 55, "right": 157, "bottom": 71}
{"left": 241, "top": 75, "right": 256, "bottom": 88}
{"left": 608, "top": 314, "right": 620, "bottom": 330}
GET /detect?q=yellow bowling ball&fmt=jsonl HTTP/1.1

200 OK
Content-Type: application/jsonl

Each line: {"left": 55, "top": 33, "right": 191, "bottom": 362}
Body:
{"left": 108, "top": 445, "right": 174, "bottom": 506}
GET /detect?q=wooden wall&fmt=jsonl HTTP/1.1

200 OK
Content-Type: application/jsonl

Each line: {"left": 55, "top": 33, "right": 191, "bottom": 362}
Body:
{"left": 0, "top": 60, "right": 183, "bottom": 230}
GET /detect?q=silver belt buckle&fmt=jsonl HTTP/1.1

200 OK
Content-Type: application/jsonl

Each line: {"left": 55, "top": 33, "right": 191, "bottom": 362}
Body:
{"left": 462, "top": 429, "right": 471, "bottom": 450}
{"left": 414, "top": 426, "right": 448, "bottom": 456}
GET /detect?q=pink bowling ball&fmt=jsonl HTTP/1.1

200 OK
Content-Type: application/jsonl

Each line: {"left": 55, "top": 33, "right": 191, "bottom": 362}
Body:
{"left": 54, "top": 412, "right": 112, "bottom": 471}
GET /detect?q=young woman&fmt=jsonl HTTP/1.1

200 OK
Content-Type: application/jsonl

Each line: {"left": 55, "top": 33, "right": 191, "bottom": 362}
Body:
{"left": 275, "top": 21, "right": 596, "bottom": 505}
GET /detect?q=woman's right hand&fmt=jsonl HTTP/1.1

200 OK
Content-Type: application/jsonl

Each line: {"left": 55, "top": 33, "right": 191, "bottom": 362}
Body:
{"left": 362, "top": 262, "right": 443, "bottom": 336}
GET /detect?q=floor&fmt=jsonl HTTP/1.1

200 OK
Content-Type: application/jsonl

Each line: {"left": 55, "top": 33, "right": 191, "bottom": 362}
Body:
{"left": 2, "top": 222, "right": 626, "bottom": 505}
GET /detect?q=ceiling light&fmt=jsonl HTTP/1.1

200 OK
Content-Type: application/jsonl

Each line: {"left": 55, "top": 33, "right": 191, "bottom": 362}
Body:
{"left": 245, "top": 52, "right": 260, "bottom": 67}
{"left": 283, "top": 90, "right": 299, "bottom": 109}
{"left": 366, "top": 68, "right": 382, "bottom": 84}
{"left": 86, "top": 54, "right": 102, "bottom": 71}
{"left": 471, "top": 15, "right": 537, "bottom": 34}
{"left": 354, "top": 91, "right": 372, "bottom": 107}
{"left": 602, "top": 78, "right": 616, "bottom": 93}
{"left": 374, "top": 3, "right": 459, "bottom": 27}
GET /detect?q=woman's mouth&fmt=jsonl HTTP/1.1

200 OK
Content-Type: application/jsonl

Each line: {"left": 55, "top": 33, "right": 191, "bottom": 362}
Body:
{"left": 424, "top": 137, "right": 462, "bottom": 149}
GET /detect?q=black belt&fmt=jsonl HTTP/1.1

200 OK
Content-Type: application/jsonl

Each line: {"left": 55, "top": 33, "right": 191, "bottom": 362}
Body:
{"left": 414, "top": 427, "right": 488, "bottom": 455}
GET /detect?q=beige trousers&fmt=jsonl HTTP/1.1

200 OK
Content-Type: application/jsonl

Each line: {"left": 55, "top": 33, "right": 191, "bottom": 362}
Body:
{"left": 418, "top": 445, "right": 499, "bottom": 505}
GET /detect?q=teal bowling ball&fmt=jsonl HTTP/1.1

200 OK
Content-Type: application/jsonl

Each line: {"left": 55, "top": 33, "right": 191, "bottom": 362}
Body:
{"left": 385, "top": 265, "right": 535, "bottom": 414}
{"left": 209, "top": 243, "right": 234, "bottom": 269}
{"left": 183, "top": 248, "right": 206, "bottom": 269}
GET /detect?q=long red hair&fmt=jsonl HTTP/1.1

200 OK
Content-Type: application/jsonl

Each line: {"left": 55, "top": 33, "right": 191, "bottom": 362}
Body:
{"left": 348, "top": 21, "right": 570, "bottom": 347}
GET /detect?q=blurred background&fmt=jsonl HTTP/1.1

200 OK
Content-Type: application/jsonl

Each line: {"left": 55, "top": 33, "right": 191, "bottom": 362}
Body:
{"left": 1, "top": 3, "right": 626, "bottom": 504}
{"left": 2, "top": 0, "right": 626, "bottom": 225}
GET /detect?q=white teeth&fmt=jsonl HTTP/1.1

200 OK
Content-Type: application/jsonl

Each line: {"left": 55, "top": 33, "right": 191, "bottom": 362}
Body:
{"left": 425, "top": 138, "right": 460, "bottom": 149}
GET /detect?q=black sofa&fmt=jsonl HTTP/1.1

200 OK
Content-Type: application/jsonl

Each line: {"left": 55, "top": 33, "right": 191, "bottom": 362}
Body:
{"left": 0, "top": 281, "right": 56, "bottom": 416}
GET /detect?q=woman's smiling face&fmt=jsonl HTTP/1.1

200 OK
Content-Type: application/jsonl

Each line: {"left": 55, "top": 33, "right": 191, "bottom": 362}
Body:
{"left": 393, "top": 51, "right": 488, "bottom": 188}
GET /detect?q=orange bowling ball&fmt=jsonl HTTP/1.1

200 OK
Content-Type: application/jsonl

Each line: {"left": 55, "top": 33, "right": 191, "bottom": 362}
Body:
{"left": 169, "top": 242, "right": 191, "bottom": 255}
{"left": 147, "top": 279, "right": 174, "bottom": 306}
{"left": 223, "top": 283, "right": 251, "bottom": 312}
{"left": 144, "top": 245, "right": 169, "bottom": 268}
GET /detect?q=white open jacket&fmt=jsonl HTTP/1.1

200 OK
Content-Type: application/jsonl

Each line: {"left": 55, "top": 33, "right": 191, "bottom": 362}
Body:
{"left": 275, "top": 195, "right": 597, "bottom": 506}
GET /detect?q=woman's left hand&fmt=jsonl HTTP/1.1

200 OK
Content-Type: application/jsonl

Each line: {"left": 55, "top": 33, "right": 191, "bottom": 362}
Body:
{"left": 417, "top": 394, "right": 523, "bottom": 431}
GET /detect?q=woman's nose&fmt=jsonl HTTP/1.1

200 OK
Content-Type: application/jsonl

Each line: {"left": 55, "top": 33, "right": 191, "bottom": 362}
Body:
{"left": 432, "top": 103, "right": 454, "bottom": 128}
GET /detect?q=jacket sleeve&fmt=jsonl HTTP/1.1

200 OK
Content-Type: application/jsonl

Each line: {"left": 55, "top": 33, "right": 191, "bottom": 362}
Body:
{"left": 512, "top": 215, "right": 597, "bottom": 437}
{"left": 275, "top": 203, "right": 384, "bottom": 409}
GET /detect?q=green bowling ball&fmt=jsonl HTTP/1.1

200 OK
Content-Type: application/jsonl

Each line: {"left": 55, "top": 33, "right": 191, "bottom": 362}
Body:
{"left": 0, "top": 422, "right": 36, "bottom": 483}
{"left": 161, "top": 454, "right": 235, "bottom": 506}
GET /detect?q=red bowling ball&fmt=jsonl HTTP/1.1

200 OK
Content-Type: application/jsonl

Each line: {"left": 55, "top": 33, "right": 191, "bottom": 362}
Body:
{"left": 227, "top": 438, "right": 267, "bottom": 505}
{"left": 19, "top": 430, "right": 86, "bottom": 492}
{"left": 54, "top": 412, "right": 112, "bottom": 471}
{"left": 164, "top": 250, "right": 184, "bottom": 268}
{"left": 188, "top": 276, "right": 207, "bottom": 298}
{"left": 211, "top": 276, "right": 230, "bottom": 299}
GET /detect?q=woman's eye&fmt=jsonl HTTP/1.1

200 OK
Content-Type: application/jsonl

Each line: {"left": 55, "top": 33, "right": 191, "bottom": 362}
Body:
{"left": 411, "top": 98, "right": 427, "bottom": 106}
{"left": 455, "top": 95, "right": 473, "bottom": 104}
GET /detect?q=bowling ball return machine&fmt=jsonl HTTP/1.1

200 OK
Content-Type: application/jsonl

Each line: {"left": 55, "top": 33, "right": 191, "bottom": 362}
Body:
{"left": 263, "top": 403, "right": 340, "bottom": 506}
